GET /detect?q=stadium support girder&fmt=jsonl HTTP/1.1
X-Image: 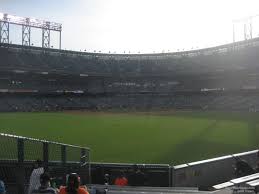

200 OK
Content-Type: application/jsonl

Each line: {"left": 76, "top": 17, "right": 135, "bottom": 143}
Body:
{"left": 0, "top": 12, "right": 62, "bottom": 49}
{"left": 232, "top": 15, "right": 259, "bottom": 42}
{"left": 22, "top": 19, "right": 31, "bottom": 46}
{"left": 42, "top": 22, "right": 51, "bottom": 48}
{"left": 0, "top": 14, "right": 9, "bottom": 44}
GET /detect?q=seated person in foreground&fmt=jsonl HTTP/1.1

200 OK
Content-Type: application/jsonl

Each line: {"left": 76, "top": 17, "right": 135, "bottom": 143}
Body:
{"left": 31, "top": 173, "right": 57, "bottom": 194}
{"left": 59, "top": 173, "right": 89, "bottom": 194}
{"left": 128, "top": 165, "right": 146, "bottom": 186}
{"left": 114, "top": 171, "right": 128, "bottom": 186}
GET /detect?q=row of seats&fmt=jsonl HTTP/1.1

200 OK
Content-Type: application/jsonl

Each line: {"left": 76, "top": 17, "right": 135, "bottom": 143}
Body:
{"left": 1, "top": 43, "right": 259, "bottom": 76}
{"left": 0, "top": 93, "right": 259, "bottom": 112}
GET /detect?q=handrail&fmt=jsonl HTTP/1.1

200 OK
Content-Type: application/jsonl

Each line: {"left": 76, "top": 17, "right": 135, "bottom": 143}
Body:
{"left": 0, "top": 132, "right": 90, "bottom": 150}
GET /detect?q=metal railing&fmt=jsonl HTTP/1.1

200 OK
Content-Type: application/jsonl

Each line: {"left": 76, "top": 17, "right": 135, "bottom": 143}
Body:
{"left": 0, "top": 132, "right": 258, "bottom": 192}
{"left": 0, "top": 133, "right": 90, "bottom": 194}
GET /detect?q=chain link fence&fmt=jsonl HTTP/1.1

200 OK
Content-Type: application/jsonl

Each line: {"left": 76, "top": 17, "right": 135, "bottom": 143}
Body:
{"left": 0, "top": 133, "right": 90, "bottom": 194}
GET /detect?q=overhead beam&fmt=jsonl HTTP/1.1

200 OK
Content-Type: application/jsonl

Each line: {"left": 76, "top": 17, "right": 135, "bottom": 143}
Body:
{"left": 0, "top": 12, "right": 62, "bottom": 49}
{"left": 0, "top": 12, "right": 62, "bottom": 31}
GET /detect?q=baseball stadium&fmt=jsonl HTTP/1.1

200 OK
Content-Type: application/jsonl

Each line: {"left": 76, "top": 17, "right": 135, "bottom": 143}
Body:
{"left": 1, "top": 3, "right": 259, "bottom": 194}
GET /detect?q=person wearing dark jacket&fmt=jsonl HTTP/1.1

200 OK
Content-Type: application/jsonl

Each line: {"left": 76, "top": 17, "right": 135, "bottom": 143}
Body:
{"left": 31, "top": 173, "right": 57, "bottom": 194}
{"left": 128, "top": 165, "right": 146, "bottom": 186}
{"left": 234, "top": 157, "right": 255, "bottom": 177}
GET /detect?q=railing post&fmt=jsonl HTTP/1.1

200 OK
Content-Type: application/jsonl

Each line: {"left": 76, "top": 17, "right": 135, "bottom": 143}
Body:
{"left": 81, "top": 148, "right": 86, "bottom": 165}
{"left": 171, "top": 166, "right": 175, "bottom": 187}
{"left": 43, "top": 142, "right": 49, "bottom": 171}
{"left": 17, "top": 138, "right": 25, "bottom": 194}
{"left": 61, "top": 145, "right": 66, "bottom": 165}
{"left": 88, "top": 150, "right": 91, "bottom": 184}
{"left": 169, "top": 166, "right": 172, "bottom": 187}
{"left": 81, "top": 148, "right": 91, "bottom": 184}
{"left": 17, "top": 138, "right": 24, "bottom": 163}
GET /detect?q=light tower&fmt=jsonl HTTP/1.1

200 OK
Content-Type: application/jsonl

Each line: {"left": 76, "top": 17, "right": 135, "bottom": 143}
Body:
{"left": 0, "top": 12, "right": 62, "bottom": 49}
{"left": 0, "top": 13, "right": 9, "bottom": 44}
{"left": 232, "top": 15, "right": 259, "bottom": 42}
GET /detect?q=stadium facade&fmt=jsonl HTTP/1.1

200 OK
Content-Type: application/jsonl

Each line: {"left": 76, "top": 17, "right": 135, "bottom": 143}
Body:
{"left": 1, "top": 37, "right": 259, "bottom": 112}
{"left": 2, "top": 13, "right": 259, "bottom": 194}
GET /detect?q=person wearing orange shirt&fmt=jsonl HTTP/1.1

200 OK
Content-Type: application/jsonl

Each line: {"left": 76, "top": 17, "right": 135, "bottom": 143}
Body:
{"left": 59, "top": 173, "right": 89, "bottom": 194}
{"left": 114, "top": 171, "right": 128, "bottom": 186}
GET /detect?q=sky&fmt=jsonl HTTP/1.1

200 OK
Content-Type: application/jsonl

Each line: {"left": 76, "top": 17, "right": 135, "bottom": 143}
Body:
{"left": 1, "top": 0, "right": 259, "bottom": 53}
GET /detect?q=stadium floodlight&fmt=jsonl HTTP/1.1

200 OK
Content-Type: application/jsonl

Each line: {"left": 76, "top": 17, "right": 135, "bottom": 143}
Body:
{"left": 0, "top": 12, "right": 62, "bottom": 49}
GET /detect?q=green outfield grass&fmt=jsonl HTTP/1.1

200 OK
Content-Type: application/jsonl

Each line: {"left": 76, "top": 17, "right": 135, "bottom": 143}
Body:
{"left": 0, "top": 111, "right": 259, "bottom": 165}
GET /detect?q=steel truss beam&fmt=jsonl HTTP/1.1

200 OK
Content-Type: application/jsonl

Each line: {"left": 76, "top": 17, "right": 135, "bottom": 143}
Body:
{"left": 22, "top": 18, "right": 31, "bottom": 46}
{"left": 0, "top": 14, "right": 9, "bottom": 44}
{"left": 0, "top": 12, "right": 62, "bottom": 49}
{"left": 42, "top": 22, "right": 50, "bottom": 48}
{"left": 0, "top": 12, "right": 61, "bottom": 31}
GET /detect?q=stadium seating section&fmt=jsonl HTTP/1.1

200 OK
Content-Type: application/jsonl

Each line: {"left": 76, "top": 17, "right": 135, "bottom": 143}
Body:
{"left": 1, "top": 38, "right": 259, "bottom": 112}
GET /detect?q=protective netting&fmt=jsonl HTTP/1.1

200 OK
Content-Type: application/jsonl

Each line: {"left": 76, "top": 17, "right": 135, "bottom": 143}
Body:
{"left": 0, "top": 134, "right": 90, "bottom": 194}
{"left": 48, "top": 143, "right": 62, "bottom": 162}
{"left": 0, "top": 135, "right": 17, "bottom": 161}
{"left": 66, "top": 146, "right": 81, "bottom": 162}
{"left": 24, "top": 140, "right": 43, "bottom": 161}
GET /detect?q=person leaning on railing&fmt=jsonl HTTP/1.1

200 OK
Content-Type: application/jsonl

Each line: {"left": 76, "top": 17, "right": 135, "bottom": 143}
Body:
{"left": 28, "top": 159, "right": 45, "bottom": 194}
{"left": 59, "top": 173, "right": 89, "bottom": 194}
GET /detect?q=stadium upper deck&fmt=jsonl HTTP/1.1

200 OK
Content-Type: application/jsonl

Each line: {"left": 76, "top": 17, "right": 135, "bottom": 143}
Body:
{"left": 1, "top": 37, "right": 259, "bottom": 78}
{"left": 1, "top": 37, "right": 259, "bottom": 97}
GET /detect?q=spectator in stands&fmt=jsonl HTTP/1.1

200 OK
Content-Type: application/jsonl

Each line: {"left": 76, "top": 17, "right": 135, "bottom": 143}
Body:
{"left": 234, "top": 157, "right": 255, "bottom": 177}
{"left": 28, "top": 159, "right": 44, "bottom": 194}
{"left": 0, "top": 179, "right": 6, "bottom": 194}
{"left": 114, "top": 171, "right": 128, "bottom": 186}
{"left": 128, "top": 165, "right": 146, "bottom": 186}
{"left": 59, "top": 173, "right": 89, "bottom": 194}
{"left": 31, "top": 173, "right": 57, "bottom": 194}
{"left": 104, "top": 174, "right": 110, "bottom": 185}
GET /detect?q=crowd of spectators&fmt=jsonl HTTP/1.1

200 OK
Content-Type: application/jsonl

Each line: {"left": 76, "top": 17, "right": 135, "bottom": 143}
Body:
{"left": 1, "top": 41, "right": 259, "bottom": 113}
{"left": 1, "top": 41, "right": 259, "bottom": 77}
{"left": 0, "top": 92, "right": 259, "bottom": 112}
{"left": 17, "top": 160, "right": 148, "bottom": 194}
{"left": 0, "top": 156, "right": 258, "bottom": 194}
